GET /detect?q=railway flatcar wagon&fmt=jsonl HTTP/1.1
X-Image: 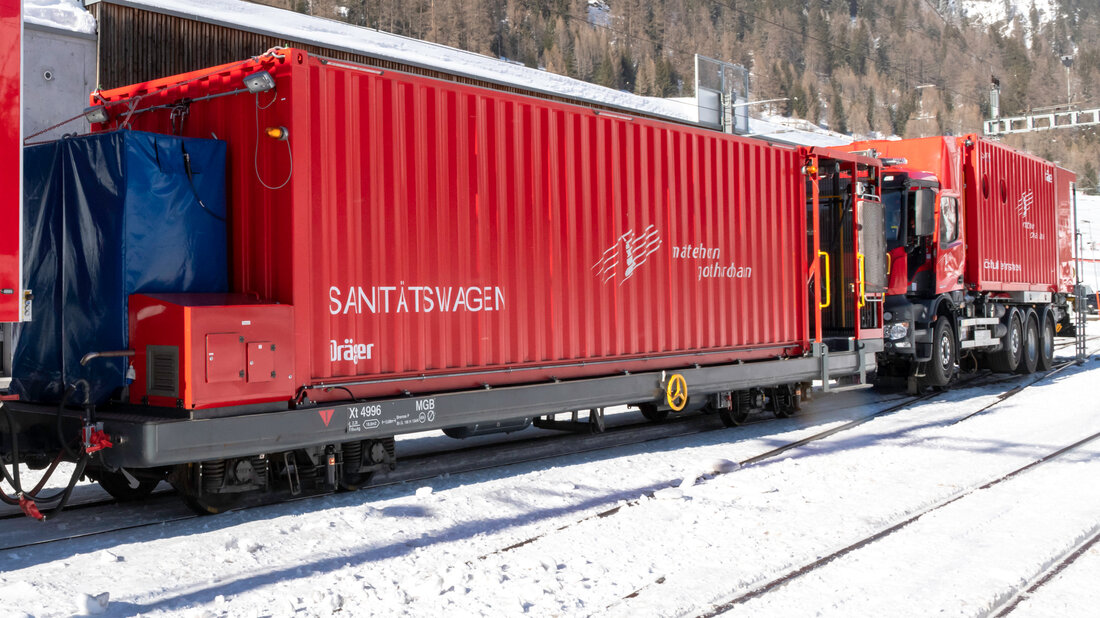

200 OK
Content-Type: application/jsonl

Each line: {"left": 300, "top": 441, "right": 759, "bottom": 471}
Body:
{"left": 1, "top": 48, "right": 884, "bottom": 515}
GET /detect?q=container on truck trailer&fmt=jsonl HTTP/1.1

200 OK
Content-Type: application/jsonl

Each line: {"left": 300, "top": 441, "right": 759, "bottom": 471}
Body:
{"left": 845, "top": 135, "right": 1075, "bottom": 390}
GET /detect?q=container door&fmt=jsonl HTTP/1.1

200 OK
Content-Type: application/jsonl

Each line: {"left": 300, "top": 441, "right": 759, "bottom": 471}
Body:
{"left": 808, "top": 157, "right": 883, "bottom": 345}
{"left": 857, "top": 197, "right": 886, "bottom": 339}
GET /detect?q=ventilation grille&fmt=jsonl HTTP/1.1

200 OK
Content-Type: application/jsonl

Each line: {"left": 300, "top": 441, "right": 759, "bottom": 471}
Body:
{"left": 146, "top": 345, "right": 180, "bottom": 398}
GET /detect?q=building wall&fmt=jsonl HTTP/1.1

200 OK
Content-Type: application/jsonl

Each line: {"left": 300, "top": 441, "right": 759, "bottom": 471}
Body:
{"left": 23, "top": 23, "right": 97, "bottom": 142}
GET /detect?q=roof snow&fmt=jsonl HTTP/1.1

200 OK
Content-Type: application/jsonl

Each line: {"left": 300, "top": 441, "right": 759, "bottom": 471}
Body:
{"left": 23, "top": 0, "right": 97, "bottom": 34}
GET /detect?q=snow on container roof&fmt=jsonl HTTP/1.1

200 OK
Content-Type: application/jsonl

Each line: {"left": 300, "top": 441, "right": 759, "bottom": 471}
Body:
{"left": 84, "top": 0, "right": 697, "bottom": 123}
{"left": 24, "top": 0, "right": 97, "bottom": 34}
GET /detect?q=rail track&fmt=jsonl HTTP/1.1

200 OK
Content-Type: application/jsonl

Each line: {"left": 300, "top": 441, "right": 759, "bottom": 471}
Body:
{"left": 1, "top": 340, "right": 1095, "bottom": 554}
{"left": 688, "top": 354, "right": 1100, "bottom": 616}
{"left": 989, "top": 527, "right": 1100, "bottom": 617}
{"left": 694, "top": 429, "right": 1100, "bottom": 616}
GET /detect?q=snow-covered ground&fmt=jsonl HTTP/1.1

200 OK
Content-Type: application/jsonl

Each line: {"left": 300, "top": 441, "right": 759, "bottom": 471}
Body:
{"left": 2, "top": 344, "right": 1099, "bottom": 616}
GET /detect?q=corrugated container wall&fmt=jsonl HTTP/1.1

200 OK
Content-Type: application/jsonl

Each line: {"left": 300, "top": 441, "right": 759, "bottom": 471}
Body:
{"left": 95, "top": 50, "right": 809, "bottom": 399}
{"left": 961, "top": 135, "right": 1063, "bottom": 293}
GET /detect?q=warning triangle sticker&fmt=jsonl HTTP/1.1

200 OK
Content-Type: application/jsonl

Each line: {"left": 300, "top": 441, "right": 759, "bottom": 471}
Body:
{"left": 318, "top": 409, "right": 335, "bottom": 427}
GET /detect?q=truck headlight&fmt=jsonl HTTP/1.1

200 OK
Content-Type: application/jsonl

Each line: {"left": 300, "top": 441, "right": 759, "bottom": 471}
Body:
{"left": 886, "top": 322, "right": 910, "bottom": 340}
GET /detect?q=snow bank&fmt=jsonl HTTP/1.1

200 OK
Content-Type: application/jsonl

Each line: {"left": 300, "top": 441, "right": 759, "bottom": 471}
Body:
{"left": 23, "top": 0, "right": 96, "bottom": 34}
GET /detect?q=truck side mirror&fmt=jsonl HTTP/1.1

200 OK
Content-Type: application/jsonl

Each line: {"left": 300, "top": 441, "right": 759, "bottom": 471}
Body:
{"left": 914, "top": 190, "right": 935, "bottom": 237}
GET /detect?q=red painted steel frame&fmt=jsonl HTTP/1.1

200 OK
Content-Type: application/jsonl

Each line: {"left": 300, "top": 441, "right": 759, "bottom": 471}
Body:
{"left": 96, "top": 49, "right": 812, "bottom": 404}
{"left": 0, "top": 0, "right": 21, "bottom": 322}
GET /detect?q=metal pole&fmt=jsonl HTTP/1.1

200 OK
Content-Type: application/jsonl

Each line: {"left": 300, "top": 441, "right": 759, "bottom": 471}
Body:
{"left": 1073, "top": 188, "right": 1087, "bottom": 362}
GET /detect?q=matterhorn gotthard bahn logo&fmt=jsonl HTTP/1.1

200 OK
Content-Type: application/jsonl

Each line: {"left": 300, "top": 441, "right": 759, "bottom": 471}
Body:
{"left": 592, "top": 225, "right": 662, "bottom": 285}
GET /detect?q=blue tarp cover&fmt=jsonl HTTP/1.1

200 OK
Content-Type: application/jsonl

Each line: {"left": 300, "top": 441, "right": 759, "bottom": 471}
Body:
{"left": 13, "top": 130, "right": 228, "bottom": 404}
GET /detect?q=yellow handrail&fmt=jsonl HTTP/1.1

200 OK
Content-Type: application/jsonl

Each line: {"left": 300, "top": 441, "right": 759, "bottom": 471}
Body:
{"left": 857, "top": 253, "right": 866, "bottom": 308}
{"left": 818, "top": 250, "right": 831, "bottom": 309}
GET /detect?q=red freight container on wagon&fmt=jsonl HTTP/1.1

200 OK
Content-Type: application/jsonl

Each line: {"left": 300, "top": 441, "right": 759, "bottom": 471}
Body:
{"left": 94, "top": 49, "right": 824, "bottom": 407}
{"left": 3, "top": 48, "right": 883, "bottom": 513}
{"left": 845, "top": 135, "right": 1076, "bottom": 390}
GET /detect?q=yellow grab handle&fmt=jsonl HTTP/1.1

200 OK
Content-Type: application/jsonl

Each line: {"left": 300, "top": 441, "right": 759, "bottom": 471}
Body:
{"left": 818, "top": 250, "right": 831, "bottom": 309}
{"left": 858, "top": 253, "right": 866, "bottom": 308}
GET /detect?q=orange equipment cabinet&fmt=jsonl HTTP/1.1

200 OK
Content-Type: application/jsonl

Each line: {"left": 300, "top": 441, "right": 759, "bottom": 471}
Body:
{"left": 129, "top": 294, "right": 296, "bottom": 409}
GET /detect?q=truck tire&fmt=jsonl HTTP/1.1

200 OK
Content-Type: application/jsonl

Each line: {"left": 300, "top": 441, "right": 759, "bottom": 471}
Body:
{"left": 1037, "top": 311, "right": 1055, "bottom": 371}
{"left": 1016, "top": 311, "right": 1039, "bottom": 374}
{"left": 988, "top": 309, "right": 1023, "bottom": 373}
{"left": 924, "top": 317, "right": 957, "bottom": 387}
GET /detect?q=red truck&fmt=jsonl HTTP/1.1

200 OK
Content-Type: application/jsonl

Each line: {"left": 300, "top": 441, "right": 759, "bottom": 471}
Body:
{"left": 845, "top": 136, "right": 1077, "bottom": 390}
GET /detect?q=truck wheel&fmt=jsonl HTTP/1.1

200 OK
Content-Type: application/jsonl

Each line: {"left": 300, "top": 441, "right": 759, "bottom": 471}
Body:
{"left": 924, "top": 317, "right": 956, "bottom": 387}
{"left": 988, "top": 310, "right": 1023, "bottom": 373}
{"left": 1016, "top": 311, "right": 1039, "bottom": 374}
{"left": 1037, "top": 312, "right": 1055, "bottom": 371}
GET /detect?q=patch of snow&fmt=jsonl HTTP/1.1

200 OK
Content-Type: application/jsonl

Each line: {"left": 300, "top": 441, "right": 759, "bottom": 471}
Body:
{"left": 961, "top": 0, "right": 1060, "bottom": 44}
{"left": 75, "top": 591, "right": 110, "bottom": 615}
{"left": 587, "top": 0, "right": 611, "bottom": 28}
{"left": 23, "top": 0, "right": 97, "bottom": 34}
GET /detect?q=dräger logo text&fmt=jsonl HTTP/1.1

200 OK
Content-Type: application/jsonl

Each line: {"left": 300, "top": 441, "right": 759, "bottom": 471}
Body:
{"left": 331, "top": 339, "right": 375, "bottom": 364}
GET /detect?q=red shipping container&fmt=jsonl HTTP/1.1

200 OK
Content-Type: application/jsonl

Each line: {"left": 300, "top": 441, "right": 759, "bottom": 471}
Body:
{"left": 0, "top": 0, "right": 21, "bottom": 322}
{"left": 95, "top": 50, "right": 810, "bottom": 403}
{"left": 960, "top": 135, "right": 1069, "bottom": 293}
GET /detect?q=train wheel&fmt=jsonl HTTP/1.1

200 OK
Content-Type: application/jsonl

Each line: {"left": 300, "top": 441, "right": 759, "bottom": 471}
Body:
{"left": 718, "top": 391, "right": 750, "bottom": 427}
{"left": 1016, "top": 311, "right": 1039, "bottom": 374}
{"left": 988, "top": 310, "right": 1023, "bottom": 373}
{"left": 338, "top": 472, "right": 375, "bottom": 491}
{"left": 1037, "top": 312, "right": 1055, "bottom": 371}
{"left": 639, "top": 403, "right": 669, "bottom": 422}
{"left": 770, "top": 385, "right": 801, "bottom": 419}
{"left": 94, "top": 469, "right": 160, "bottom": 502}
{"left": 924, "top": 317, "right": 957, "bottom": 387}
{"left": 172, "top": 463, "right": 246, "bottom": 515}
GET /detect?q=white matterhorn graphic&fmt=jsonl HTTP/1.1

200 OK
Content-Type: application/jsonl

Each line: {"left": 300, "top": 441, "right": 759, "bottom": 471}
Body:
{"left": 1017, "top": 190, "right": 1034, "bottom": 219}
{"left": 592, "top": 225, "right": 662, "bottom": 285}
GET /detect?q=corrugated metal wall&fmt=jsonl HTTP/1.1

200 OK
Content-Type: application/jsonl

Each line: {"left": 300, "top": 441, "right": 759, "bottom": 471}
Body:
{"left": 963, "top": 137, "right": 1059, "bottom": 292}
